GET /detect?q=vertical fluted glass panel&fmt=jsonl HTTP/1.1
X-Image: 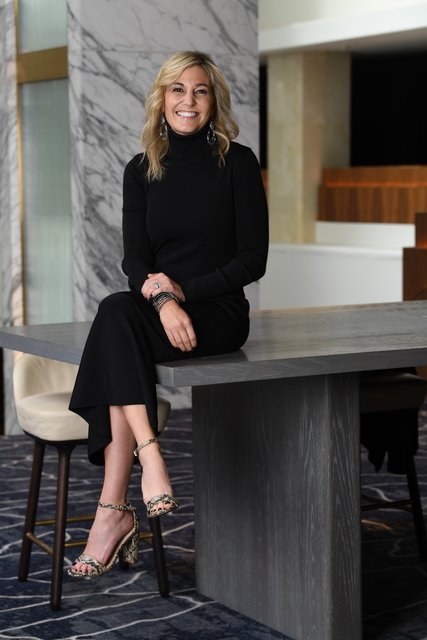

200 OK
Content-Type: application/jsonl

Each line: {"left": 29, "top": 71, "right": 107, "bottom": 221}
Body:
{"left": 18, "top": 0, "right": 67, "bottom": 52}
{"left": 20, "top": 78, "right": 72, "bottom": 323}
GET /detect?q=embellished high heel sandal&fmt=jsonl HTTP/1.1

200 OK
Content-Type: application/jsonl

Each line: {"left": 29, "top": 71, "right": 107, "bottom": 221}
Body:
{"left": 68, "top": 501, "right": 139, "bottom": 578}
{"left": 133, "top": 437, "right": 179, "bottom": 518}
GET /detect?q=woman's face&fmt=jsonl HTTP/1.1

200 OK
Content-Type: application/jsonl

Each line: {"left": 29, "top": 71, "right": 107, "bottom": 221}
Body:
{"left": 163, "top": 65, "right": 214, "bottom": 136}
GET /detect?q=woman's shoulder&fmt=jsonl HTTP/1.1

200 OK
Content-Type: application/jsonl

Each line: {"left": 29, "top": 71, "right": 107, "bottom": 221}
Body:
{"left": 125, "top": 152, "right": 145, "bottom": 170}
{"left": 226, "top": 141, "right": 261, "bottom": 172}
{"left": 227, "top": 141, "right": 259, "bottom": 165}
{"left": 228, "top": 140, "right": 255, "bottom": 156}
{"left": 123, "top": 153, "right": 146, "bottom": 183}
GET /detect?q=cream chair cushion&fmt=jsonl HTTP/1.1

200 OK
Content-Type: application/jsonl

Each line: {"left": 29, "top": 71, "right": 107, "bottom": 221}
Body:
{"left": 16, "top": 391, "right": 89, "bottom": 441}
{"left": 13, "top": 354, "right": 171, "bottom": 442}
{"left": 13, "top": 354, "right": 79, "bottom": 403}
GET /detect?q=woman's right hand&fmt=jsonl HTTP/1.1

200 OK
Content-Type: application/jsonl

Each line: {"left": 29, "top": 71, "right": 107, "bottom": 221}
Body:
{"left": 141, "top": 272, "right": 185, "bottom": 302}
{"left": 159, "top": 301, "right": 197, "bottom": 352}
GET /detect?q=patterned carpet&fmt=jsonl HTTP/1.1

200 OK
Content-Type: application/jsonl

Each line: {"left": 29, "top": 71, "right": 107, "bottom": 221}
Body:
{"left": 0, "top": 407, "right": 427, "bottom": 640}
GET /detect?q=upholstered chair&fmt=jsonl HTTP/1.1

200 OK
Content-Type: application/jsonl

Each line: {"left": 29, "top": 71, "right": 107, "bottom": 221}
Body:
{"left": 14, "top": 353, "right": 170, "bottom": 609}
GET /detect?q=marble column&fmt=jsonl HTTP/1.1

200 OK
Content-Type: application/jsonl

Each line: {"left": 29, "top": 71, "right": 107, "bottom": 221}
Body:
{"left": 0, "top": 0, "right": 23, "bottom": 434}
{"left": 268, "top": 51, "right": 350, "bottom": 243}
{"left": 67, "top": 0, "right": 260, "bottom": 407}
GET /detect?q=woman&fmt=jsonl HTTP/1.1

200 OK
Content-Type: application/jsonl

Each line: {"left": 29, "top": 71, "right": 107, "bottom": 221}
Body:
{"left": 68, "top": 51, "right": 268, "bottom": 577}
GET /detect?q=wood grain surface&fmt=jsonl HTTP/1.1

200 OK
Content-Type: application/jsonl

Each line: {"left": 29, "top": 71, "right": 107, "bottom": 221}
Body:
{"left": 318, "top": 166, "right": 427, "bottom": 223}
{"left": 192, "top": 374, "right": 361, "bottom": 640}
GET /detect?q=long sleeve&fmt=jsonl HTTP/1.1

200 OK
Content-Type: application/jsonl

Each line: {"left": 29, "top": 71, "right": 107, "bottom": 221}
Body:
{"left": 180, "top": 147, "right": 269, "bottom": 302}
{"left": 121, "top": 155, "right": 154, "bottom": 293}
{"left": 121, "top": 137, "right": 269, "bottom": 303}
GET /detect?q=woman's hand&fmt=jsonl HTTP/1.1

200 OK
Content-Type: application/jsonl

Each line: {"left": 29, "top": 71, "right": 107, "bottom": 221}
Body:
{"left": 141, "top": 272, "right": 185, "bottom": 302}
{"left": 158, "top": 301, "right": 197, "bottom": 352}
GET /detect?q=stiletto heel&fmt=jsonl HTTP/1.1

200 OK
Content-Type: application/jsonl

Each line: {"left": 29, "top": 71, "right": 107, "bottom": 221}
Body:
{"left": 133, "top": 438, "right": 179, "bottom": 518}
{"left": 68, "top": 501, "right": 139, "bottom": 578}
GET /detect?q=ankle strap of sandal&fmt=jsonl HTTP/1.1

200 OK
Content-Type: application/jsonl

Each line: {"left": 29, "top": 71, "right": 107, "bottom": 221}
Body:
{"left": 98, "top": 501, "right": 135, "bottom": 512}
{"left": 133, "top": 437, "right": 159, "bottom": 458}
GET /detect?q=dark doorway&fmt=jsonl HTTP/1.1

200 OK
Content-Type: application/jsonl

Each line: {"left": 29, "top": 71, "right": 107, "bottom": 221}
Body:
{"left": 351, "top": 50, "right": 427, "bottom": 166}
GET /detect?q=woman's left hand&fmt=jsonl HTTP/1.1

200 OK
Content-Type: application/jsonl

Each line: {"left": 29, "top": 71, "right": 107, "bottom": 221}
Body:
{"left": 158, "top": 301, "right": 197, "bottom": 352}
{"left": 141, "top": 272, "right": 185, "bottom": 302}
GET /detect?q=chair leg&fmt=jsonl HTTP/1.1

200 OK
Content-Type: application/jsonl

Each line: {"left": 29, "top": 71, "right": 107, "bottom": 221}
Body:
{"left": 50, "top": 445, "right": 74, "bottom": 611}
{"left": 404, "top": 450, "right": 427, "bottom": 559}
{"left": 149, "top": 516, "right": 169, "bottom": 597}
{"left": 18, "top": 440, "right": 45, "bottom": 582}
{"left": 399, "top": 421, "right": 427, "bottom": 559}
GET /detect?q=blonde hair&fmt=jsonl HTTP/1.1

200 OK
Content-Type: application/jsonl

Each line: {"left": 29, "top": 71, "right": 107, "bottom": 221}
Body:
{"left": 141, "top": 51, "right": 239, "bottom": 181}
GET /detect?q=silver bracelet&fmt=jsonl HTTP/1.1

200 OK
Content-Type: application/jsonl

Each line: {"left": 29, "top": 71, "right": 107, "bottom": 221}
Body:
{"left": 151, "top": 292, "right": 179, "bottom": 314}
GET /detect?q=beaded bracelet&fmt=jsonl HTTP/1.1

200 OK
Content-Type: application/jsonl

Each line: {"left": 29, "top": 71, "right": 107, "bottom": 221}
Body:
{"left": 150, "top": 292, "right": 179, "bottom": 314}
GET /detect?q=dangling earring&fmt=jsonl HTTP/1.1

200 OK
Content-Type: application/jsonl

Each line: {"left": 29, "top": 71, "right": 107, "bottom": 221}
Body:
{"left": 159, "top": 114, "right": 168, "bottom": 141}
{"left": 207, "top": 120, "right": 217, "bottom": 146}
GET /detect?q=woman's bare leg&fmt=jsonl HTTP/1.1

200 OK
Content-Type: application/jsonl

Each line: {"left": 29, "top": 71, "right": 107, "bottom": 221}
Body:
{"left": 121, "top": 404, "right": 175, "bottom": 512}
{"left": 71, "top": 403, "right": 175, "bottom": 574}
{"left": 71, "top": 406, "right": 136, "bottom": 575}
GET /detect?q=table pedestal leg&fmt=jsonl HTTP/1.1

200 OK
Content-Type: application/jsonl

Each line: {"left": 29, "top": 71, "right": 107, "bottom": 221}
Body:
{"left": 192, "top": 373, "right": 361, "bottom": 640}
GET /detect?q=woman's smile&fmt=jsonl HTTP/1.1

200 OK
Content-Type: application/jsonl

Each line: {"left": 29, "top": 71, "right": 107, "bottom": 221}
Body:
{"left": 164, "top": 65, "right": 213, "bottom": 135}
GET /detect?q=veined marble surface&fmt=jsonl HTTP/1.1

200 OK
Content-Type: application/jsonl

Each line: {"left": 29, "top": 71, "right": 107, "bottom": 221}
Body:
{"left": 0, "top": 0, "right": 23, "bottom": 434}
{"left": 67, "top": 0, "right": 259, "bottom": 321}
{"left": 0, "top": 0, "right": 22, "bottom": 328}
{"left": 68, "top": 0, "right": 257, "bottom": 55}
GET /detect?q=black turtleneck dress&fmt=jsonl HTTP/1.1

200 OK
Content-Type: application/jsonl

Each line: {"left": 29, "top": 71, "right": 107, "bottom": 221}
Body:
{"left": 69, "top": 126, "right": 269, "bottom": 465}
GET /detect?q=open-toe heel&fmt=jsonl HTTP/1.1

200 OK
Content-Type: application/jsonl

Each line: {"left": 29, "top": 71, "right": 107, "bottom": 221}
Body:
{"left": 134, "top": 437, "right": 179, "bottom": 519}
{"left": 145, "top": 493, "right": 179, "bottom": 518}
{"left": 68, "top": 501, "right": 139, "bottom": 578}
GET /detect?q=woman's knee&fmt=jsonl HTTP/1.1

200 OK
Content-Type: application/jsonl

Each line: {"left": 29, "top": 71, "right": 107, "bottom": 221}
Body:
{"left": 97, "top": 291, "right": 136, "bottom": 318}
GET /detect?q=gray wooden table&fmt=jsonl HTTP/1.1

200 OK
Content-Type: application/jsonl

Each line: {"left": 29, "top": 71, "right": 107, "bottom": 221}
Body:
{"left": 2, "top": 300, "right": 427, "bottom": 640}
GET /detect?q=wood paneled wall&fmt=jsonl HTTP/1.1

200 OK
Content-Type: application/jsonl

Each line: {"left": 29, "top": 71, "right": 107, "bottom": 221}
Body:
{"left": 403, "top": 211, "right": 427, "bottom": 301}
{"left": 318, "top": 166, "right": 427, "bottom": 223}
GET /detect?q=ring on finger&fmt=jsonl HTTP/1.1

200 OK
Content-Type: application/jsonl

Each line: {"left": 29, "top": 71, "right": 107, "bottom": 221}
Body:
{"left": 153, "top": 281, "right": 161, "bottom": 289}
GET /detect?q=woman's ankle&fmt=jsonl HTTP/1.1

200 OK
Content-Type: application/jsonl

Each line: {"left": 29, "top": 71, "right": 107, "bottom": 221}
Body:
{"left": 137, "top": 441, "right": 162, "bottom": 464}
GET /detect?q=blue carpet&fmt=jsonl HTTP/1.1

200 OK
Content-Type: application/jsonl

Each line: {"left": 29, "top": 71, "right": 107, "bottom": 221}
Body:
{"left": 0, "top": 407, "right": 427, "bottom": 639}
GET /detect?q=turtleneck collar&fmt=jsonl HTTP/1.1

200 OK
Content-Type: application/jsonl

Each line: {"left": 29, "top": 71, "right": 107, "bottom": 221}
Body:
{"left": 166, "top": 123, "right": 214, "bottom": 160}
